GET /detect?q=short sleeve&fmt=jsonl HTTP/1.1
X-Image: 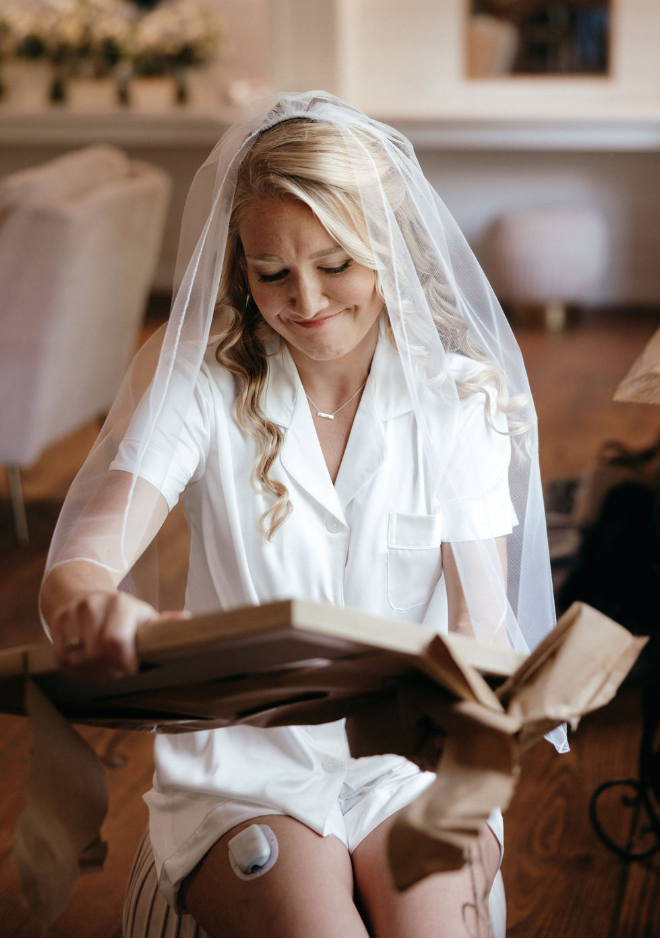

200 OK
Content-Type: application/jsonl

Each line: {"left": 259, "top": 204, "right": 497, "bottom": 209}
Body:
{"left": 110, "top": 367, "right": 213, "bottom": 510}
{"left": 436, "top": 382, "right": 517, "bottom": 542}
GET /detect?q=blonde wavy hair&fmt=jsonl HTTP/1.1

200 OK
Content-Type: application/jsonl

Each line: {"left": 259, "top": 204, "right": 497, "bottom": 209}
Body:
{"left": 216, "top": 119, "right": 527, "bottom": 539}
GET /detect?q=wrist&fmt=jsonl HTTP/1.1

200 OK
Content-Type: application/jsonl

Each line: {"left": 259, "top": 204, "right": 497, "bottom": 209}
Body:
{"left": 40, "top": 562, "right": 117, "bottom": 631}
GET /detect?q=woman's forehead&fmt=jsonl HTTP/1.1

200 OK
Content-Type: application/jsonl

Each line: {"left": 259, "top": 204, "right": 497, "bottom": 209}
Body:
{"left": 240, "top": 198, "right": 342, "bottom": 260}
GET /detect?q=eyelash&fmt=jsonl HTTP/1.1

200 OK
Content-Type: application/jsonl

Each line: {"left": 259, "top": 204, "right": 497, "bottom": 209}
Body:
{"left": 256, "top": 260, "right": 351, "bottom": 283}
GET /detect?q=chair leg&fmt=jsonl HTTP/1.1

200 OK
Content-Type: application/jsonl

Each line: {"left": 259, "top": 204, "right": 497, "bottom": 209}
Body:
{"left": 7, "top": 465, "right": 29, "bottom": 546}
{"left": 545, "top": 301, "right": 568, "bottom": 332}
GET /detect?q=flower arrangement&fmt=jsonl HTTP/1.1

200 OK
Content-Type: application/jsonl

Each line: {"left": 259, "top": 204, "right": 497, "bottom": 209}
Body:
{"left": 132, "top": 0, "right": 224, "bottom": 102}
{"left": 2, "top": 0, "right": 89, "bottom": 100}
{"left": 133, "top": 0, "right": 223, "bottom": 76}
{"left": 0, "top": 0, "right": 224, "bottom": 105}
{"left": 7, "top": 0, "right": 89, "bottom": 64}
{"left": 86, "top": 0, "right": 139, "bottom": 74}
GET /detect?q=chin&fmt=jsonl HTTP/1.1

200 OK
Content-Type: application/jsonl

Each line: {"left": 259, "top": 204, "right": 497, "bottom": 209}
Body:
{"left": 297, "top": 343, "right": 353, "bottom": 362}
{"left": 285, "top": 330, "right": 354, "bottom": 360}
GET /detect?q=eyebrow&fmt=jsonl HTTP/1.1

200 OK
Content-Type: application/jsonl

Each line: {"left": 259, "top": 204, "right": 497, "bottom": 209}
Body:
{"left": 245, "top": 246, "right": 345, "bottom": 262}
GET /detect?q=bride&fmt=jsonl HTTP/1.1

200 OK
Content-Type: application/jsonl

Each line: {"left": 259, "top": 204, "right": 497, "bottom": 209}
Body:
{"left": 40, "top": 92, "right": 561, "bottom": 937}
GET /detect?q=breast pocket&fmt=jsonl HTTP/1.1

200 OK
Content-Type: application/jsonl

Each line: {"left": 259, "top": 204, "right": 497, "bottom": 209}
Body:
{"left": 387, "top": 510, "right": 443, "bottom": 610}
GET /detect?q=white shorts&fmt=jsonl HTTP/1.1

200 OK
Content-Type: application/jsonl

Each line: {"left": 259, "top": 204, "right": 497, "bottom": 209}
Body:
{"left": 148, "top": 752, "right": 504, "bottom": 912}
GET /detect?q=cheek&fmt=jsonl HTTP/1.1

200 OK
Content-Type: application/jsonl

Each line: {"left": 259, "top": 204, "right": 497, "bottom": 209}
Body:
{"left": 339, "top": 270, "right": 378, "bottom": 307}
{"left": 249, "top": 283, "right": 282, "bottom": 321}
{"left": 353, "top": 276, "right": 381, "bottom": 311}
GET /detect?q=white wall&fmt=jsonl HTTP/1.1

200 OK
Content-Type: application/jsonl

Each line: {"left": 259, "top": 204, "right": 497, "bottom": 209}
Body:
{"left": 271, "top": 0, "right": 660, "bottom": 118}
{"left": 418, "top": 148, "right": 660, "bottom": 306}
{"left": 203, "top": 0, "right": 272, "bottom": 93}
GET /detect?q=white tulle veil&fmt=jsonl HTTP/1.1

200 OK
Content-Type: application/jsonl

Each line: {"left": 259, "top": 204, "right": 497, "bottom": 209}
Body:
{"left": 44, "top": 91, "right": 567, "bottom": 752}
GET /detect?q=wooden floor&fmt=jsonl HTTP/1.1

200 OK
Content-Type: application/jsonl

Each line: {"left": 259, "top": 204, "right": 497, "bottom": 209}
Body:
{"left": 1, "top": 305, "right": 660, "bottom": 937}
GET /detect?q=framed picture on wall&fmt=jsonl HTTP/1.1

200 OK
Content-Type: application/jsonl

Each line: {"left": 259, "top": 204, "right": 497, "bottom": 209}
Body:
{"left": 466, "top": 0, "right": 611, "bottom": 78}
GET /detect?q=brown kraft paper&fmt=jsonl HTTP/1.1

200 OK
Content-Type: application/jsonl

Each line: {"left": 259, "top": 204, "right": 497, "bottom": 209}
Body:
{"left": 4, "top": 600, "right": 647, "bottom": 921}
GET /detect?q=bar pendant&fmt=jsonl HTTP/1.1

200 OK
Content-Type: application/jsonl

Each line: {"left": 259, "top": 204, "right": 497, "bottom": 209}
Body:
{"left": 316, "top": 411, "right": 335, "bottom": 419}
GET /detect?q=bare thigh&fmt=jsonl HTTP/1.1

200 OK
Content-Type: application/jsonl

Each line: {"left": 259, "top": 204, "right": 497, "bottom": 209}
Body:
{"left": 352, "top": 813, "right": 501, "bottom": 938}
{"left": 181, "top": 815, "right": 370, "bottom": 938}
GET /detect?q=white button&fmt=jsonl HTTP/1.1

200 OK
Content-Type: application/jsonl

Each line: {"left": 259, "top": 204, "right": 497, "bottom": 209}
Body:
{"left": 326, "top": 518, "right": 342, "bottom": 533}
{"left": 322, "top": 757, "right": 340, "bottom": 773}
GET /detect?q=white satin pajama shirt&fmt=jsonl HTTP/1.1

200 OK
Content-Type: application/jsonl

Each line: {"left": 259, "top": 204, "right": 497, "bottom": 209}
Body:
{"left": 114, "top": 331, "right": 514, "bottom": 908}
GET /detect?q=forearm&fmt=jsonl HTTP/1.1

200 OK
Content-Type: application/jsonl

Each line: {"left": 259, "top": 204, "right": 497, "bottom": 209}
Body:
{"left": 442, "top": 537, "right": 510, "bottom": 647}
{"left": 41, "top": 473, "right": 169, "bottom": 627}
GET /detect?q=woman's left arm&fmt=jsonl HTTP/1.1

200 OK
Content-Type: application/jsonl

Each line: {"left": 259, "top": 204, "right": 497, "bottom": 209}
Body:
{"left": 441, "top": 537, "right": 510, "bottom": 647}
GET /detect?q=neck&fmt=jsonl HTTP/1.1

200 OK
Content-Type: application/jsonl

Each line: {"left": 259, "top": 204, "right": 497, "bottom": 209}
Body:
{"left": 287, "top": 324, "right": 379, "bottom": 408}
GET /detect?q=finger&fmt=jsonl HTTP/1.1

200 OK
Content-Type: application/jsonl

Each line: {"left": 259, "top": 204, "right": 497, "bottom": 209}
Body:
{"left": 101, "top": 594, "right": 162, "bottom": 675}
{"left": 56, "top": 593, "right": 120, "bottom": 677}
{"left": 78, "top": 593, "right": 107, "bottom": 663}
{"left": 52, "top": 607, "right": 77, "bottom": 667}
{"left": 56, "top": 600, "right": 95, "bottom": 669}
{"left": 97, "top": 594, "right": 140, "bottom": 675}
{"left": 56, "top": 597, "right": 101, "bottom": 675}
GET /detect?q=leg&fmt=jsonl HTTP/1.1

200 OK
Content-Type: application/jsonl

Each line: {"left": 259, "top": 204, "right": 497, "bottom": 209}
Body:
{"left": 181, "top": 815, "right": 370, "bottom": 938}
{"left": 352, "top": 813, "right": 501, "bottom": 938}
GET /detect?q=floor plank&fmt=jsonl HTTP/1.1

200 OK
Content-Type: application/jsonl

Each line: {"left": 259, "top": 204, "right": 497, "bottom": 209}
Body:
{"left": 617, "top": 859, "right": 660, "bottom": 938}
{"left": 516, "top": 307, "right": 660, "bottom": 482}
{"left": 503, "top": 681, "right": 657, "bottom": 938}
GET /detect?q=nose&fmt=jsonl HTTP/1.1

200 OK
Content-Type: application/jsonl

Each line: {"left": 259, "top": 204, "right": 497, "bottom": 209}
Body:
{"left": 289, "top": 274, "right": 330, "bottom": 320}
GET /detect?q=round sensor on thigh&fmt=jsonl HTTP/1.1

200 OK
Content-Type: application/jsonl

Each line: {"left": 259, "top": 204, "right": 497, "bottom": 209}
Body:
{"left": 227, "top": 824, "right": 279, "bottom": 880}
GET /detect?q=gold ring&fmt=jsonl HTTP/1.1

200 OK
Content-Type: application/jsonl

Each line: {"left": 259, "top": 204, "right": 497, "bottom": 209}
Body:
{"left": 64, "top": 636, "right": 85, "bottom": 652}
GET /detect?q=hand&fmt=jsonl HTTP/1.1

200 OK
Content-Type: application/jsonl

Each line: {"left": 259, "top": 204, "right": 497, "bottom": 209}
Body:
{"left": 50, "top": 590, "right": 189, "bottom": 680}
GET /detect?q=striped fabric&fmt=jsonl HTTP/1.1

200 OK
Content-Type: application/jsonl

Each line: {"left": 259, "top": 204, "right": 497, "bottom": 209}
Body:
{"left": 123, "top": 831, "right": 209, "bottom": 938}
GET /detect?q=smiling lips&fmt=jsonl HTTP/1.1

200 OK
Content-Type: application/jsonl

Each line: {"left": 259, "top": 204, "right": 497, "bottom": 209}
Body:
{"left": 289, "top": 311, "right": 344, "bottom": 329}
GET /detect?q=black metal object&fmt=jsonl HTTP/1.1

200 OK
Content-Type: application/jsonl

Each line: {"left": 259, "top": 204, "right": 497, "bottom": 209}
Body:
{"left": 544, "top": 474, "right": 660, "bottom": 862}
{"left": 589, "top": 630, "right": 660, "bottom": 861}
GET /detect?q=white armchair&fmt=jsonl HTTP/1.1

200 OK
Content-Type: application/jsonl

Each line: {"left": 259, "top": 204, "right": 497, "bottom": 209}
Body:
{"left": 0, "top": 146, "right": 171, "bottom": 543}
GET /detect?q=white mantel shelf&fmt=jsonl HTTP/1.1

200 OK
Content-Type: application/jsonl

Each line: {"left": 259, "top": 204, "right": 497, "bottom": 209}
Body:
{"left": 392, "top": 116, "right": 660, "bottom": 152}
{"left": 3, "top": 106, "right": 660, "bottom": 152}
{"left": 0, "top": 106, "right": 239, "bottom": 149}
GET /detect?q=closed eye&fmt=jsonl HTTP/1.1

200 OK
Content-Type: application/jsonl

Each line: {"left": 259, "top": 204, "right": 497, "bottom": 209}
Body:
{"left": 321, "top": 260, "right": 351, "bottom": 275}
{"left": 257, "top": 269, "right": 288, "bottom": 283}
{"left": 256, "top": 260, "right": 352, "bottom": 283}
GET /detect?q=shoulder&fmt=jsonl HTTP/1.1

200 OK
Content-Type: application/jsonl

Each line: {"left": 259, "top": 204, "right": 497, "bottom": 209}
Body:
{"left": 446, "top": 352, "right": 493, "bottom": 385}
{"left": 446, "top": 353, "right": 509, "bottom": 434}
{"left": 446, "top": 352, "right": 500, "bottom": 403}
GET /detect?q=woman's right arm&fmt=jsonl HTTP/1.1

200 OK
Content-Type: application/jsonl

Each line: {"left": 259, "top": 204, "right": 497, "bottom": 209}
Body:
{"left": 40, "top": 471, "right": 187, "bottom": 679}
